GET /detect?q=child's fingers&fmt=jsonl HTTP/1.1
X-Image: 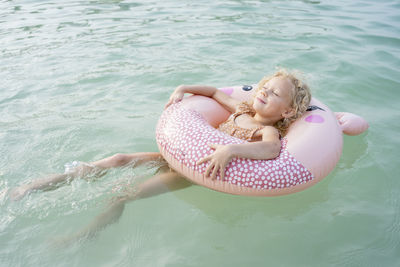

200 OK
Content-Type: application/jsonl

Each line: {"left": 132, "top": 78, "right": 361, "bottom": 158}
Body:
{"left": 220, "top": 165, "right": 226, "bottom": 181}
{"left": 164, "top": 97, "right": 181, "bottom": 109}
{"left": 210, "top": 165, "right": 219, "bottom": 180}
{"left": 164, "top": 99, "right": 173, "bottom": 109}
{"left": 196, "top": 155, "right": 210, "bottom": 165}
{"left": 205, "top": 161, "right": 216, "bottom": 178}
{"left": 208, "top": 143, "right": 219, "bottom": 150}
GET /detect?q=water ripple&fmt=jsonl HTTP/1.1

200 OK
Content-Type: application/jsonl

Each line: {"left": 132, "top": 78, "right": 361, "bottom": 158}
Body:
{"left": 1, "top": 0, "right": 400, "bottom": 266}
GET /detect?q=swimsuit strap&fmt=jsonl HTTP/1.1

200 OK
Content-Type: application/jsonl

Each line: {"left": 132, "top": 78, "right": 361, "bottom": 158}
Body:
{"left": 232, "top": 102, "right": 255, "bottom": 119}
{"left": 232, "top": 102, "right": 265, "bottom": 141}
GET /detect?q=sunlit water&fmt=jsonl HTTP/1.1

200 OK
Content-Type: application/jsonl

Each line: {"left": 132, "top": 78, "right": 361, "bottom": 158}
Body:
{"left": 1, "top": 0, "right": 399, "bottom": 266}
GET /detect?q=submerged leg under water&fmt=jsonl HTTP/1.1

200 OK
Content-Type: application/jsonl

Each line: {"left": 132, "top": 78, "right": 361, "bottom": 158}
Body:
{"left": 62, "top": 170, "right": 191, "bottom": 244}
{"left": 9, "top": 152, "right": 166, "bottom": 201}
{"left": 8, "top": 152, "right": 192, "bottom": 245}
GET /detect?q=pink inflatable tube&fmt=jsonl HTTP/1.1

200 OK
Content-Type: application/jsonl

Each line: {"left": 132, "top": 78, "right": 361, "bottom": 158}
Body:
{"left": 156, "top": 85, "right": 369, "bottom": 196}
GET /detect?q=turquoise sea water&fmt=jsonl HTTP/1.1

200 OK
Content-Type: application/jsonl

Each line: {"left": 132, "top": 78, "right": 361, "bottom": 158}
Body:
{"left": 1, "top": 0, "right": 400, "bottom": 266}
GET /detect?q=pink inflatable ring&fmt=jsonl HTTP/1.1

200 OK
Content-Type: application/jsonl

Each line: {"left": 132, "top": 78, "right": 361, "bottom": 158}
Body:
{"left": 156, "top": 85, "right": 368, "bottom": 196}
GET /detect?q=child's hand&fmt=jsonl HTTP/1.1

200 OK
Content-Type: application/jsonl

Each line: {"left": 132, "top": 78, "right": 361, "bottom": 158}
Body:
{"left": 196, "top": 144, "right": 234, "bottom": 180}
{"left": 165, "top": 85, "right": 185, "bottom": 109}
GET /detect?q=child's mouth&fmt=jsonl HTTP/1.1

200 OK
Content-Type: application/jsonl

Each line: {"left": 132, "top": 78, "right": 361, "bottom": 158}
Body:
{"left": 257, "top": 97, "right": 266, "bottom": 104}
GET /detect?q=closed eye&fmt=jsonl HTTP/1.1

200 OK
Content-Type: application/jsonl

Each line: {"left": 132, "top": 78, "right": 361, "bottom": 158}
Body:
{"left": 262, "top": 86, "right": 279, "bottom": 96}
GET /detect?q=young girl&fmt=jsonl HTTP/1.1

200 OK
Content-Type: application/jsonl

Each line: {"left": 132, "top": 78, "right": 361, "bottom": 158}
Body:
{"left": 10, "top": 69, "right": 311, "bottom": 241}
{"left": 165, "top": 69, "right": 311, "bottom": 181}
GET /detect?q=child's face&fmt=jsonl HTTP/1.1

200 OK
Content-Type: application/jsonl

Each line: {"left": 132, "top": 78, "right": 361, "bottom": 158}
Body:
{"left": 253, "top": 76, "right": 295, "bottom": 121}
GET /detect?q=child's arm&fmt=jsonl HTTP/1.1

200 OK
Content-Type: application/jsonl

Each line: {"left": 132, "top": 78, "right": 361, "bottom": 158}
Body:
{"left": 197, "top": 127, "right": 281, "bottom": 180}
{"left": 165, "top": 85, "right": 240, "bottom": 112}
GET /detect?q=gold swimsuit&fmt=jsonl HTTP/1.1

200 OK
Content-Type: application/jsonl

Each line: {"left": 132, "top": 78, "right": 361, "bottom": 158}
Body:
{"left": 218, "top": 102, "right": 264, "bottom": 141}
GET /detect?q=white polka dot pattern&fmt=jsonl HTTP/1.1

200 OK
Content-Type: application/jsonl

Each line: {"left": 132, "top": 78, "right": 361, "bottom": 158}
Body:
{"left": 156, "top": 103, "right": 314, "bottom": 191}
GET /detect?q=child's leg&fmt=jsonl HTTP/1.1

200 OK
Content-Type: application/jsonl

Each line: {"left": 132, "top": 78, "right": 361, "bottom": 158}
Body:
{"left": 9, "top": 152, "right": 164, "bottom": 201}
{"left": 89, "top": 152, "right": 163, "bottom": 169}
{"left": 59, "top": 170, "right": 191, "bottom": 243}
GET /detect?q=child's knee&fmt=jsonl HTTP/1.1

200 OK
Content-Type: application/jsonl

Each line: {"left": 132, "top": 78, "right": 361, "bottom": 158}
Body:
{"left": 111, "top": 153, "right": 130, "bottom": 166}
{"left": 73, "top": 163, "right": 95, "bottom": 176}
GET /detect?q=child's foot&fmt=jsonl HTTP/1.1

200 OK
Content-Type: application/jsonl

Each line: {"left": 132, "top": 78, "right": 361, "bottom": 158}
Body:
{"left": 9, "top": 185, "right": 31, "bottom": 201}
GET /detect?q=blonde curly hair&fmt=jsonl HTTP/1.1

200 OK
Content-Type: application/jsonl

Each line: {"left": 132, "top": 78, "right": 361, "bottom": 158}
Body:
{"left": 254, "top": 69, "right": 311, "bottom": 136}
